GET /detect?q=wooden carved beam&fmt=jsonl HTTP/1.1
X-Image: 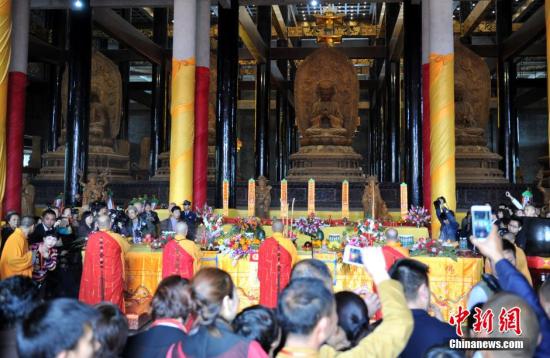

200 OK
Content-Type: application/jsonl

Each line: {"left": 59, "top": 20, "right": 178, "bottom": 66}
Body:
{"left": 513, "top": 0, "right": 539, "bottom": 22}
{"left": 239, "top": 46, "right": 385, "bottom": 60}
{"left": 238, "top": 6, "right": 268, "bottom": 63}
{"left": 272, "top": 5, "right": 287, "bottom": 40}
{"left": 93, "top": 8, "right": 164, "bottom": 64}
{"left": 502, "top": 6, "right": 545, "bottom": 60}
{"left": 388, "top": 5, "right": 403, "bottom": 62}
{"left": 28, "top": 35, "right": 65, "bottom": 64}
{"left": 461, "top": 0, "right": 493, "bottom": 37}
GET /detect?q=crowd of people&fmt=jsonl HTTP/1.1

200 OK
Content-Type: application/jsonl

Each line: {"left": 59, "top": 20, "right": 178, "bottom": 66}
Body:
{"left": 0, "top": 195, "right": 549, "bottom": 357}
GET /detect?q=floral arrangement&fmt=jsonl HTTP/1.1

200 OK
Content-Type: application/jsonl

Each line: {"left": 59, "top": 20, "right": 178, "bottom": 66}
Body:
{"left": 406, "top": 206, "right": 431, "bottom": 227}
{"left": 293, "top": 215, "right": 328, "bottom": 238}
{"left": 233, "top": 216, "right": 263, "bottom": 234}
{"left": 196, "top": 204, "right": 224, "bottom": 249}
{"left": 149, "top": 233, "right": 172, "bottom": 250}
{"left": 217, "top": 234, "right": 260, "bottom": 262}
{"left": 410, "top": 237, "right": 457, "bottom": 260}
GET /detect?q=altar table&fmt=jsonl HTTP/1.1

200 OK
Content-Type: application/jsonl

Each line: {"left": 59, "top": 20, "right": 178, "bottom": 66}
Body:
{"left": 124, "top": 245, "right": 482, "bottom": 320}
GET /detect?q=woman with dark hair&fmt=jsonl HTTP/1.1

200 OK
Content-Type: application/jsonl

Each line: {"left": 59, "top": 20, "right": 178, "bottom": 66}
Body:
{"left": 334, "top": 291, "right": 371, "bottom": 350}
{"left": 232, "top": 305, "right": 281, "bottom": 356}
{"left": 123, "top": 275, "right": 193, "bottom": 358}
{"left": 1, "top": 211, "right": 20, "bottom": 256}
{"left": 182, "top": 268, "right": 268, "bottom": 358}
{"left": 94, "top": 302, "right": 128, "bottom": 358}
{"left": 78, "top": 211, "right": 96, "bottom": 240}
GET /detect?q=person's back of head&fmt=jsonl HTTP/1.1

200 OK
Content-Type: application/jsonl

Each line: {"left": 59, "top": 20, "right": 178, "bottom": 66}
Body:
{"left": 152, "top": 275, "right": 193, "bottom": 322}
{"left": 272, "top": 220, "right": 284, "bottom": 233}
{"left": 277, "top": 278, "right": 336, "bottom": 350}
{"left": 334, "top": 291, "right": 370, "bottom": 349}
{"left": 191, "top": 267, "right": 238, "bottom": 326}
{"left": 290, "top": 259, "right": 333, "bottom": 291}
{"left": 93, "top": 302, "right": 128, "bottom": 358}
{"left": 480, "top": 292, "right": 540, "bottom": 357}
{"left": 425, "top": 345, "right": 465, "bottom": 358}
{"left": 175, "top": 221, "right": 189, "bottom": 236}
{"left": 501, "top": 239, "right": 517, "bottom": 267}
{"left": 97, "top": 214, "right": 111, "bottom": 230}
{"left": 540, "top": 279, "right": 550, "bottom": 318}
{"left": 233, "top": 305, "right": 281, "bottom": 355}
{"left": 17, "top": 298, "right": 99, "bottom": 358}
{"left": 389, "top": 259, "right": 430, "bottom": 310}
{"left": 19, "top": 216, "right": 35, "bottom": 233}
{"left": 385, "top": 228, "right": 399, "bottom": 242}
{"left": 0, "top": 276, "right": 40, "bottom": 330}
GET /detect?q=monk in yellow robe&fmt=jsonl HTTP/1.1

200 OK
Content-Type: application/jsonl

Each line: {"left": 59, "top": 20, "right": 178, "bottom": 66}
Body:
{"left": 0, "top": 216, "right": 35, "bottom": 279}
{"left": 382, "top": 228, "right": 409, "bottom": 271}
{"left": 162, "top": 221, "right": 202, "bottom": 279}
{"left": 80, "top": 214, "right": 130, "bottom": 312}
{"left": 258, "top": 220, "right": 298, "bottom": 308}
{"left": 484, "top": 232, "right": 532, "bottom": 285}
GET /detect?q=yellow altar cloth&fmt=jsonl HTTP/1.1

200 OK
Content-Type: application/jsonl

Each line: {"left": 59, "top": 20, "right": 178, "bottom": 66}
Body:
{"left": 124, "top": 245, "right": 482, "bottom": 320}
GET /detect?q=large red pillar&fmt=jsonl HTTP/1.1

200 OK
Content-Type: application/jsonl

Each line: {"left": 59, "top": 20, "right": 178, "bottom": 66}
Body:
{"left": 3, "top": 0, "right": 29, "bottom": 213}
{"left": 193, "top": 0, "right": 210, "bottom": 210}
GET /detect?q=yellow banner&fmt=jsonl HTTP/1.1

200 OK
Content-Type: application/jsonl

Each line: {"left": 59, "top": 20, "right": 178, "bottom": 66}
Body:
{"left": 222, "top": 179, "right": 229, "bottom": 217}
{"left": 248, "top": 179, "right": 255, "bottom": 217}
{"left": 341, "top": 180, "right": 349, "bottom": 219}
{"left": 429, "top": 53, "right": 456, "bottom": 238}
{"left": 169, "top": 57, "right": 196, "bottom": 204}
{"left": 0, "top": 0, "right": 11, "bottom": 207}
{"left": 308, "top": 178, "right": 315, "bottom": 215}
{"left": 400, "top": 183, "right": 408, "bottom": 220}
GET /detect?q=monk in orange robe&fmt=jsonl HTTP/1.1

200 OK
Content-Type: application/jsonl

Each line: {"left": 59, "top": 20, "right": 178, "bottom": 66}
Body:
{"left": 258, "top": 220, "right": 298, "bottom": 308}
{"left": 0, "top": 217, "right": 35, "bottom": 279}
{"left": 80, "top": 214, "right": 130, "bottom": 313}
{"left": 162, "top": 221, "right": 202, "bottom": 280}
{"left": 382, "top": 228, "right": 409, "bottom": 270}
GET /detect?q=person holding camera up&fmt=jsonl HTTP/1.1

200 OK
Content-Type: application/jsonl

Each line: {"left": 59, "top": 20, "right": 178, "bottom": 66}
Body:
{"left": 434, "top": 197, "right": 459, "bottom": 242}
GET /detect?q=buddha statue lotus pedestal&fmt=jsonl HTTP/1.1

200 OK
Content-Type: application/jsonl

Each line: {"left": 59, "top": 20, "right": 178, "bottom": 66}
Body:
{"left": 288, "top": 48, "right": 365, "bottom": 183}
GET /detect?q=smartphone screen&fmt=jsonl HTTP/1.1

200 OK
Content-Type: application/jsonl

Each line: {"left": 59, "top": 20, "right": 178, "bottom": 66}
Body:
{"left": 472, "top": 206, "right": 492, "bottom": 239}
{"left": 343, "top": 246, "right": 364, "bottom": 266}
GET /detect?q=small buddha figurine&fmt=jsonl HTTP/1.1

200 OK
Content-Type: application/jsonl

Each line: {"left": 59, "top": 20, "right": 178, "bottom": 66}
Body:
{"left": 21, "top": 174, "right": 35, "bottom": 216}
{"left": 255, "top": 176, "right": 272, "bottom": 219}
{"left": 79, "top": 172, "right": 109, "bottom": 207}
{"left": 309, "top": 80, "right": 344, "bottom": 130}
{"left": 362, "top": 176, "right": 390, "bottom": 220}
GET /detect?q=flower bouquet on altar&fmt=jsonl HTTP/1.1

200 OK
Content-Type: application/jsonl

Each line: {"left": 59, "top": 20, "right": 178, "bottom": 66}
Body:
{"left": 410, "top": 237, "right": 457, "bottom": 260}
{"left": 293, "top": 214, "right": 328, "bottom": 249}
{"left": 217, "top": 234, "right": 256, "bottom": 263}
{"left": 355, "top": 218, "right": 386, "bottom": 245}
{"left": 406, "top": 206, "right": 431, "bottom": 228}
{"left": 232, "top": 216, "right": 266, "bottom": 242}
{"left": 196, "top": 204, "right": 224, "bottom": 250}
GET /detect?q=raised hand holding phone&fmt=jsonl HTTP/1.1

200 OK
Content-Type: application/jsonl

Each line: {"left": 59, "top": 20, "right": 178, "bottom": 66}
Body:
{"left": 471, "top": 205, "right": 492, "bottom": 240}
{"left": 361, "top": 247, "right": 390, "bottom": 284}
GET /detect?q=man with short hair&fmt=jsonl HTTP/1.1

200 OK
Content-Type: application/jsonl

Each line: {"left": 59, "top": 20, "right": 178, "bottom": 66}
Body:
{"left": 291, "top": 258, "right": 333, "bottom": 290}
{"left": 507, "top": 216, "right": 522, "bottom": 235}
{"left": 484, "top": 232, "right": 533, "bottom": 285}
{"left": 80, "top": 215, "right": 130, "bottom": 312}
{"left": 390, "top": 259, "right": 457, "bottom": 358}
{"left": 471, "top": 225, "right": 550, "bottom": 357}
{"left": 277, "top": 247, "right": 413, "bottom": 358}
{"left": 162, "top": 222, "right": 201, "bottom": 279}
{"left": 475, "top": 293, "right": 540, "bottom": 358}
{"left": 382, "top": 228, "right": 409, "bottom": 270}
{"left": 28, "top": 209, "right": 56, "bottom": 244}
{"left": 258, "top": 220, "right": 298, "bottom": 308}
{"left": 160, "top": 205, "right": 182, "bottom": 232}
{"left": 16, "top": 298, "right": 99, "bottom": 358}
{"left": 0, "top": 216, "right": 35, "bottom": 279}
{"left": 0, "top": 276, "right": 40, "bottom": 358}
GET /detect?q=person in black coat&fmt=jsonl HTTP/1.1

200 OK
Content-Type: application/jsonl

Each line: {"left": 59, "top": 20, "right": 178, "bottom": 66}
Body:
{"left": 123, "top": 276, "right": 192, "bottom": 358}
{"left": 0, "top": 211, "right": 19, "bottom": 257}
{"left": 28, "top": 209, "right": 57, "bottom": 245}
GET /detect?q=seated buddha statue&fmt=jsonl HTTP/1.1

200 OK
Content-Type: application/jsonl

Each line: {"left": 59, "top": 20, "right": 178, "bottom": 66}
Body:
{"left": 306, "top": 80, "right": 347, "bottom": 137}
